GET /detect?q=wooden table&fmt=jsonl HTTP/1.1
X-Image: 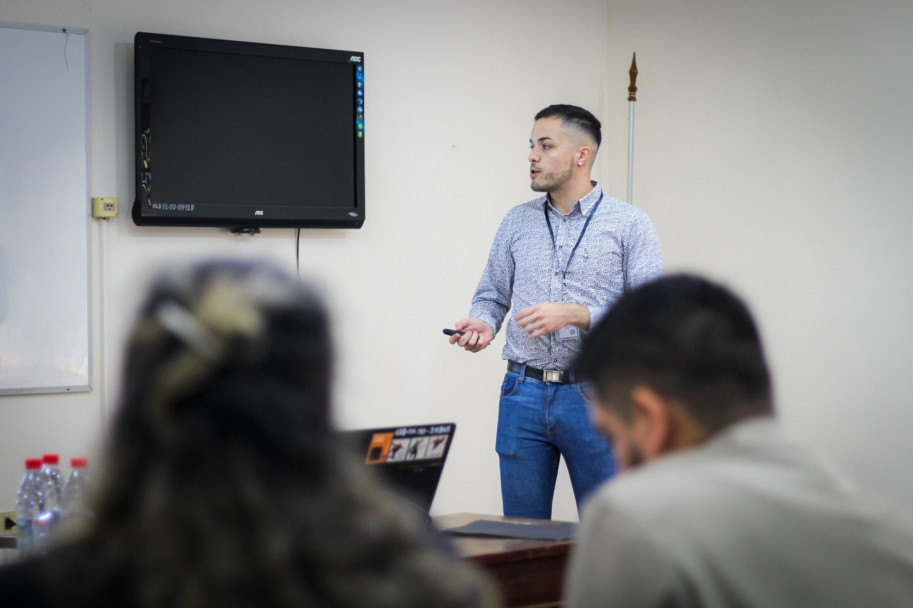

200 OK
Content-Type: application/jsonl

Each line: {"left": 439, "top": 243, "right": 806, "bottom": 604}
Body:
{"left": 436, "top": 513, "right": 575, "bottom": 608}
{"left": 4, "top": 515, "right": 576, "bottom": 606}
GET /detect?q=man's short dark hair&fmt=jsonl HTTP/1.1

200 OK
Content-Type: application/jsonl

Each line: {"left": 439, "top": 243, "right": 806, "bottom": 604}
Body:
{"left": 535, "top": 104, "right": 602, "bottom": 148}
{"left": 575, "top": 274, "right": 773, "bottom": 432}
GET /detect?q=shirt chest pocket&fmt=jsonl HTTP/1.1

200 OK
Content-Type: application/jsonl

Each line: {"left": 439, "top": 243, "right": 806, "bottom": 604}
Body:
{"left": 574, "top": 245, "right": 624, "bottom": 293}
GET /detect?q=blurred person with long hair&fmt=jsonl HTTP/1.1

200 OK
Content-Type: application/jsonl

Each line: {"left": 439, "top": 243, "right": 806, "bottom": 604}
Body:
{"left": 0, "top": 259, "right": 498, "bottom": 608}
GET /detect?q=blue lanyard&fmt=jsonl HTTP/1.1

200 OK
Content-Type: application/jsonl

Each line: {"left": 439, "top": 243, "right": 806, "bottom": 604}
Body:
{"left": 544, "top": 193, "right": 603, "bottom": 279}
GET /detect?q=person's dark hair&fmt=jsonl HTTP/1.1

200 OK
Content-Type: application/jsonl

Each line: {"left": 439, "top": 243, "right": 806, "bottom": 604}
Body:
{"left": 41, "top": 259, "right": 496, "bottom": 608}
{"left": 535, "top": 104, "right": 602, "bottom": 148}
{"left": 575, "top": 274, "right": 773, "bottom": 432}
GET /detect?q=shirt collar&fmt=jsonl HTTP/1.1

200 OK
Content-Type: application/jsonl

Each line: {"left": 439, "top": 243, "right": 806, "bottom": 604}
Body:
{"left": 579, "top": 182, "right": 603, "bottom": 215}
{"left": 544, "top": 182, "right": 603, "bottom": 216}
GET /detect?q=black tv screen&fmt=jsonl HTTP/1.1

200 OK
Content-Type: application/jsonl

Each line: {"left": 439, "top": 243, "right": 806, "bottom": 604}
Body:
{"left": 133, "top": 32, "right": 365, "bottom": 229}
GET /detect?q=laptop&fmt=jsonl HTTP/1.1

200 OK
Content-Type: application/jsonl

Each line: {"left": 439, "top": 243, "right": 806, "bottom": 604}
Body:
{"left": 342, "top": 422, "right": 456, "bottom": 514}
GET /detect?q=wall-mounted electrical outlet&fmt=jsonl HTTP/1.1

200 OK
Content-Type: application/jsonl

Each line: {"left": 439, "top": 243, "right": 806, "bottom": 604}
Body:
{"left": 91, "top": 197, "right": 118, "bottom": 218}
{"left": 0, "top": 511, "right": 15, "bottom": 533}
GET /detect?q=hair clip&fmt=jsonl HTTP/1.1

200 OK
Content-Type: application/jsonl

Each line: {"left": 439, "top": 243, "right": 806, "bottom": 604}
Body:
{"left": 156, "top": 301, "right": 225, "bottom": 362}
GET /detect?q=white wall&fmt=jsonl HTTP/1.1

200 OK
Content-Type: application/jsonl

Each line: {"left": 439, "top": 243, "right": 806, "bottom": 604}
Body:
{"left": 0, "top": 0, "right": 609, "bottom": 521}
{"left": 8, "top": 0, "right": 910, "bottom": 526}
{"left": 605, "top": 0, "right": 913, "bottom": 510}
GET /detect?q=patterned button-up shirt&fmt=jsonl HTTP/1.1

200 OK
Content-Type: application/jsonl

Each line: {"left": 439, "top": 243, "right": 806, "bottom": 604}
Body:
{"left": 468, "top": 183, "right": 664, "bottom": 370}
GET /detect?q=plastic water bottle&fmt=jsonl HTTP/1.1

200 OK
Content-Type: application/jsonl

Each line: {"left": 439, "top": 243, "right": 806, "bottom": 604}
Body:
{"left": 39, "top": 454, "right": 65, "bottom": 510}
{"left": 61, "top": 457, "right": 92, "bottom": 525}
{"left": 34, "top": 453, "right": 65, "bottom": 549}
{"left": 15, "top": 458, "right": 43, "bottom": 554}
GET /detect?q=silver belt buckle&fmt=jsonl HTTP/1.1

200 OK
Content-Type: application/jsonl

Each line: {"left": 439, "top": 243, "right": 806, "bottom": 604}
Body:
{"left": 543, "top": 369, "right": 564, "bottom": 383}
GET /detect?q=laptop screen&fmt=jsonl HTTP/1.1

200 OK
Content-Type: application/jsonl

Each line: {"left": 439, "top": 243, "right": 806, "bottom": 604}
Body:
{"left": 342, "top": 422, "right": 456, "bottom": 513}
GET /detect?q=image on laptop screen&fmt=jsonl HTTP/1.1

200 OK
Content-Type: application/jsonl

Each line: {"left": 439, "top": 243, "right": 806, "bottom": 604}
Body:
{"left": 342, "top": 422, "right": 456, "bottom": 514}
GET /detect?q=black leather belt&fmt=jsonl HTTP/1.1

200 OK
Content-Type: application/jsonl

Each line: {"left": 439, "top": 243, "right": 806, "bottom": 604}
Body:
{"left": 507, "top": 360, "right": 574, "bottom": 384}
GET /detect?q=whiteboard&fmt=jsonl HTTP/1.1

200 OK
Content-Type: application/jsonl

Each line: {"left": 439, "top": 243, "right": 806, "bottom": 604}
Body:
{"left": 0, "top": 23, "right": 91, "bottom": 394}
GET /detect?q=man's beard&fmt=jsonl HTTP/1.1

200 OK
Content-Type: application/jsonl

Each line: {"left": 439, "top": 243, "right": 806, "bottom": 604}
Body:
{"left": 531, "top": 164, "right": 574, "bottom": 193}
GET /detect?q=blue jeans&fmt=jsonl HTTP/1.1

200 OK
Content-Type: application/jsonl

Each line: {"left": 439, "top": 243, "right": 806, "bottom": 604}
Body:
{"left": 496, "top": 368, "right": 615, "bottom": 519}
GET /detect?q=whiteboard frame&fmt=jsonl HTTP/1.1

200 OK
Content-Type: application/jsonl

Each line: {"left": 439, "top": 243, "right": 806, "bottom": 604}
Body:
{"left": 0, "top": 22, "right": 92, "bottom": 395}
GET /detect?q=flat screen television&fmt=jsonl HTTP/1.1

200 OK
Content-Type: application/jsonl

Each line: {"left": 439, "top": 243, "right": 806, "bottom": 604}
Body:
{"left": 132, "top": 32, "right": 365, "bottom": 230}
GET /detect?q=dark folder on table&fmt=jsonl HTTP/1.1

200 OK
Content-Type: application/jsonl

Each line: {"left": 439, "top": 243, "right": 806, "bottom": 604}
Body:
{"left": 443, "top": 518, "right": 577, "bottom": 541}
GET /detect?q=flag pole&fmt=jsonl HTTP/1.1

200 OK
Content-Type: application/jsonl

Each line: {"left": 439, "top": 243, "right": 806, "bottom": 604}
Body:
{"left": 627, "top": 53, "right": 638, "bottom": 204}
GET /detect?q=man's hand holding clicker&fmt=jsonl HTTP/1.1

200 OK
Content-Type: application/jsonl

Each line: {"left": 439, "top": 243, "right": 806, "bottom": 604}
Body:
{"left": 451, "top": 318, "right": 494, "bottom": 353}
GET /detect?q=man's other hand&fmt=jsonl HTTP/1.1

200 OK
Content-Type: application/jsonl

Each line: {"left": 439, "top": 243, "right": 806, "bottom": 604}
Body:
{"left": 515, "top": 303, "right": 589, "bottom": 339}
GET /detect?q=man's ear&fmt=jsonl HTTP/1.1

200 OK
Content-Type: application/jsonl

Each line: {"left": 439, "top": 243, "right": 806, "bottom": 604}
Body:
{"left": 575, "top": 145, "right": 592, "bottom": 167}
{"left": 629, "top": 386, "right": 674, "bottom": 461}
